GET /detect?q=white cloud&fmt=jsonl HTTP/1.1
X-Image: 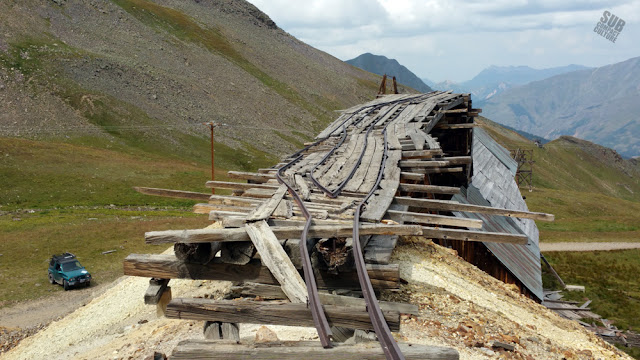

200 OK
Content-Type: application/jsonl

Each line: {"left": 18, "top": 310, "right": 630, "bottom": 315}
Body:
{"left": 246, "top": 0, "right": 640, "bottom": 82}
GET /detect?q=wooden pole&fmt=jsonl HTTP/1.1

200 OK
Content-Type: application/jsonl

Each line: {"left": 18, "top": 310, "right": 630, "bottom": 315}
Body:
{"left": 207, "top": 122, "right": 216, "bottom": 195}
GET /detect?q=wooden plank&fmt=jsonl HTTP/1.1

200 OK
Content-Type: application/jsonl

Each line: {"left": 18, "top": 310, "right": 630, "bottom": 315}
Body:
{"left": 272, "top": 199, "right": 293, "bottom": 219}
{"left": 245, "top": 220, "right": 307, "bottom": 303}
{"left": 206, "top": 181, "right": 280, "bottom": 191}
{"left": 420, "top": 226, "right": 528, "bottom": 244}
{"left": 393, "top": 197, "right": 555, "bottom": 221}
{"left": 227, "top": 171, "right": 275, "bottom": 183}
{"left": 327, "top": 133, "right": 367, "bottom": 189}
{"left": 243, "top": 188, "right": 277, "bottom": 198}
{"left": 209, "top": 195, "right": 261, "bottom": 207}
{"left": 165, "top": 299, "right": 401, "bottom": 332}
{"left": 145, "top": 224, "right": 422, "bottom": 244}
{"left": 357, "top": 136, "right": 385, "bottom": 193}
{"left": 194, "top": 204, "right": 253, "bottom": 215}
{"left": 360, "top": 150, "right": 402, "bottom": 222}
{"left": 133, "top": 187, "right": 211, "bottom": 201}
{"left": 434, "top": 123, "right": 476, "bottom": 129}
{"left": 398, "top": 160, "right": 450, "bottom": 168}
{"left": 246, "top": 185, "right": 288, "bottom": 222}
{"left": 398, "top": 183, "right": 460, "bottom": 195}
{"left": 171, "top": 340, "right": 459, "bottom": 360}
{"left": 407, "top": 167, "right": 464, "bottom": 174}
{"left": 438, "top": 156, "right": 472, "bottom": 165}
{"left": 400, "top": 172, "right": 425, "bottom": 181}
{"left": 386, "top": 210, "right": 484, "bottom": 229}
{"left": 230, "top": 283, "right": 419, "bottom": 315}
{"left": 401, "top": 149, "right": 443, "bottom": 159}
{"left": 344, "top": 133, "right": 378, "bottom": 192}
{"left": 123, "top": 254, "right": 400, "bottom": 289}
{"left": 294, "top": 174, "right": 311, "bottom": 201}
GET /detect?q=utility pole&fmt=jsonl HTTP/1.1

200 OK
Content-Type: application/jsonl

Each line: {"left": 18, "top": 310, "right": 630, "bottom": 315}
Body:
{"left": 206, "top": 122, "right": 217, "bottom": 194}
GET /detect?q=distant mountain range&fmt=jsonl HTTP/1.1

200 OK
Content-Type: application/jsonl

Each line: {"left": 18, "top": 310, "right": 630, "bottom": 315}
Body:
{"left": 481, "top": 56, "right": 640, "bottom": 158}
{"left": 425, "top": 64, "right": 590, "bottom": 102}
{"left": 346, "top": 53, "right": 433, "bottom": 93}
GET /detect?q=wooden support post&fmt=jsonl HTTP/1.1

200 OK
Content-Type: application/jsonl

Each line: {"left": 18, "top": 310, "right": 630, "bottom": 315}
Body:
{"left": 156, "top": 287, "right": 172, "bottom": 317}
{"left": 144, "top": 278, "right": 170, "bottom": 305}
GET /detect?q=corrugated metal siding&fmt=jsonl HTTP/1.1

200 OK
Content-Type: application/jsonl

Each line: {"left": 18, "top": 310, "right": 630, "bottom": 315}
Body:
{"left": 453, "top": 186, "right": 543, "bottom": 301}
{"left": 458, "top": 128, "right": 543, "bottom": 301}
{"left": 473, "top": 128, "right": 518, "bottom": 175}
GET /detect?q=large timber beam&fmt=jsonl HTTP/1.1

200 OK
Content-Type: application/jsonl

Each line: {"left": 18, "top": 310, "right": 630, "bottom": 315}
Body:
{"left": 123, "top": 254, "right": 401, "bottom": 289}
{"left": 393, "top": 197, "right": 555, "bottom": 221}
{"left": 145, "top": 224, "right": 422, "bottom": 244}
{"left": 165, "top": 299, "right": 401, "bottom": 332}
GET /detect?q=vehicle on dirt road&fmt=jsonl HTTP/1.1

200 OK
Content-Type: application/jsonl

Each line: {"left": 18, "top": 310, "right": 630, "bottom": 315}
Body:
{"left": 48, "top": 253, "right": 92, "bottom": 290}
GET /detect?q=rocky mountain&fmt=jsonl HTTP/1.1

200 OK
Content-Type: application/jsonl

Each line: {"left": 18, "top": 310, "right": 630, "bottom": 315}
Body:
{"left": 346, "top": 53, "right": 433, "bottom": 93}
{"left": 431, "top": 64, "right": 589, "bottom": 101}
{"left": 0, "top": 0, "right": 384, "bottom": 160}
{"left": 481, "top": 56, "right": 640, "bottom": 158}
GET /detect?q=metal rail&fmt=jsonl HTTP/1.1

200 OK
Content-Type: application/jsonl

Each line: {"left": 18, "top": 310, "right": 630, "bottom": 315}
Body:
{"left": 275, "top": 157, "right": 333, "bottom": 348}
{"left": 309, "top": 93, "right": 432, "bottom": 198}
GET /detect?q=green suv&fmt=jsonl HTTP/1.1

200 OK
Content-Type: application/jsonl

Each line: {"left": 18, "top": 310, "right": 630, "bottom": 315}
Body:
{"left": 48, "top": 253, "right": 92, "bottom": 290}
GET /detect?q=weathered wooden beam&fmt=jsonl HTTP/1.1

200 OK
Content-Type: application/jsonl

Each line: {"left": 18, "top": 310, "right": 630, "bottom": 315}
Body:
{"left": 398, "top": 160, "right": 450, "bottom": 168}
{"left": 434, "top": 123, "right": 476, "bottom": 129}
{"left": 206, "top": 181, "right": 280, "bottom": 191}
{"left": 145, "top": 224, "right": 423, "bottom": 244}
{"left": 123, "top": 254, "right": 400, "bottom": 289}
{"left": 171, "top": 340, "right": 459, "bottom": 360}
{"left": 230, "top": 283, "right": 419, "bottom": 315}
{"left": 393, "top": 197, "right": 555, "bottom": 221}
{"left": 165, "top": 299, "right": 401, "bottom": 332}
{"left": 401, "top": 149, "right": 443, "bottom": 159}
{"left": 398, "top": 183, "right": 460, "bottom": 195}
{"left": 294, "top": 174, "right": 311, "bottom": 201}
{"left": 246, "top": 185, "right": 288, "bottom": 222}
{"left": 209, "top": 194, "right": 261, "bottom": 207}
{"left": 194, "top": 203, "right": 254, "bottom": 215}
{"left": 407, "top": 167, "right": 464, "bottom": 174}
{"left": 133, "top": 187, "right": 211, "bottom": 201}
{"left": 227, "top": 171, "right": 275, "bottom": 183}
{"left": 421, "top": 226, "right": 528, "bottom": 244}
{"left": 400, "top": 172, "right": 425, "bottom": 181}
{"left": 245, "top": 220, "right": 307, "bottom": 303}
{"left": 386, "top": 210, "right": 484, "bottom": 229}
{"left": 438, "top": 156, "right": 472, "bottom": 165}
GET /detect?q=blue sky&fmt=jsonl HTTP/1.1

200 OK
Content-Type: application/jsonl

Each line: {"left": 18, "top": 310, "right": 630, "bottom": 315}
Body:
{"left": 246, "top": 0, "right": 639, "bottom": 82}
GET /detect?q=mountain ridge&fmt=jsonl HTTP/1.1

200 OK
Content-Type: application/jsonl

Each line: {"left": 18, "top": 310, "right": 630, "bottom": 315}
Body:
{"left": 480, "top": 56, "right": 640, "bottom": 157}
{"left": 346, "top": 53, "right": 433, "bottom": 93}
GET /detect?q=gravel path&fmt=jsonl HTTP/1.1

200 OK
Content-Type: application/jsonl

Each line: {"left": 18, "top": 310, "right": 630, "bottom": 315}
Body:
{"left": 540, "top": 242, "right": 640, "bottom": 252}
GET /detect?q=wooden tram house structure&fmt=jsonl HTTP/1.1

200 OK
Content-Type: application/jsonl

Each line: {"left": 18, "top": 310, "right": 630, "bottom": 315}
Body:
{"left": 126, "top": 90, "right": 554, "bottom": 359}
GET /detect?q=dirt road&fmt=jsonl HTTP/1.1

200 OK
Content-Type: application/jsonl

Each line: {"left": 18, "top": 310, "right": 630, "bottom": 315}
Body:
{"left": 540, "top": 242, "right": 640, "bottom": 252}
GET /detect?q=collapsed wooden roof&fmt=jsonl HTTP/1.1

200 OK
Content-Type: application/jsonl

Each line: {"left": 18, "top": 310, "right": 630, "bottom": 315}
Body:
{"left": 127, "top": 91, "right": 554, "bottom": 359}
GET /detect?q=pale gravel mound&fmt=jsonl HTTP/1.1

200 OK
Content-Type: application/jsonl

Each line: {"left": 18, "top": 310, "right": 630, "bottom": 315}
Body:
{"left": 389, "top": 238, "right": 631, "bottom": 360}
{"left": 540, "top": 242, "right": 640, "bottom": 252}
{"left": 4, "top": 237, "right": 633, "bottom": 360}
